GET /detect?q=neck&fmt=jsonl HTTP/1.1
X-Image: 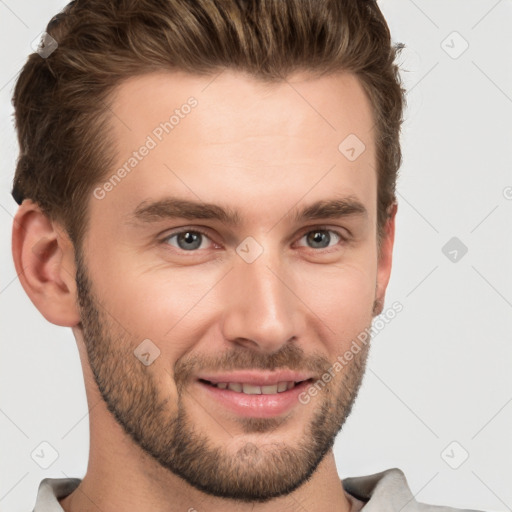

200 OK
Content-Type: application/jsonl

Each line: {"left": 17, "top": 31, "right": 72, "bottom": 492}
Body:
{"left": 59, "top": 409, "right": 353, "bottom": 512}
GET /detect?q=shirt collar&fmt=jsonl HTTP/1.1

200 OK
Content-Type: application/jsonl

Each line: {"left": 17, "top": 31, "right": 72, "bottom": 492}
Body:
{"left": 33, "top": 467, "right": 443, "bottom": 512}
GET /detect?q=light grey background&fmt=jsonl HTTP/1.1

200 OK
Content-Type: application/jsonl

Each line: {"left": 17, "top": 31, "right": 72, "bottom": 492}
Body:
{"left": 1, "top": 1, "right": 511, "bottom": 511}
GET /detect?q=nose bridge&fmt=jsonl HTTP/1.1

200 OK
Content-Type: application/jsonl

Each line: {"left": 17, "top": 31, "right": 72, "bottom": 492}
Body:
{"left": 221, "top": 244, "right": 299, "bottom": 350}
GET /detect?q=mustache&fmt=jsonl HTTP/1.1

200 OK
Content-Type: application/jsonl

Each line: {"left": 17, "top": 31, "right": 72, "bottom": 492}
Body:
{"left": 173, "top": 342, "right": 332, "bottom": 388}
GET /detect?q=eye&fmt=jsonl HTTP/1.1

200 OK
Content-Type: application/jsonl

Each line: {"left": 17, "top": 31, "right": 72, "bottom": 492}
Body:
{"left": 296, "top": 229, "right": 345, "bottom": 250}
{"left": 162, "top": 230, "right": 214, "bottom": 251}
{"left": 160, "top": 226, "right": 348, "bottom": 254}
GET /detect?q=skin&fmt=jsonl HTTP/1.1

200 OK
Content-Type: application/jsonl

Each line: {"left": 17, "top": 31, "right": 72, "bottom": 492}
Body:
{"left": 12, "top": 69, "right": 396, "bottom": 512}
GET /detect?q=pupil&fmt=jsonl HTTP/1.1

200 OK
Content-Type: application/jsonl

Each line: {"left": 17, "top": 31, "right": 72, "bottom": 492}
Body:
{"left": 178, "top": 231, "right": 201, "bottom": 250}
{"left": 308, "top": 231, "right": 330, "bottom": 248}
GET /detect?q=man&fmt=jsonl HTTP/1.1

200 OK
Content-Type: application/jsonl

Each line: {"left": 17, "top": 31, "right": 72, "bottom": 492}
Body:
{"left": 10, "top": 0, "right": 483, "bottom": 510}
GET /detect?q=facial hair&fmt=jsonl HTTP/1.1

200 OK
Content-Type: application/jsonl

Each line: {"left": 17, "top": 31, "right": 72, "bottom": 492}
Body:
{"left": 74, "top": 249, "right": 372, "bottom": 503}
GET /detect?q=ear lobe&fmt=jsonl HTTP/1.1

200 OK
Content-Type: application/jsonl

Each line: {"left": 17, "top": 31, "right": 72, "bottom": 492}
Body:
{"left": 12, "top": 200, "right": 81, "bottom": 327}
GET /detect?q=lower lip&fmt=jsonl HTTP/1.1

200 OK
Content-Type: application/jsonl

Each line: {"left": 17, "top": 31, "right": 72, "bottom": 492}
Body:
{"left": 196, "top": 380, "right": 312, "bottom": 418}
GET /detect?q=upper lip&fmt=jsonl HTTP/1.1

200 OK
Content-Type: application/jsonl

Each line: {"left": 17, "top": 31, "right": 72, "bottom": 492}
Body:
{"left": 197, "top": 370, "right": 314, "bottom": 386}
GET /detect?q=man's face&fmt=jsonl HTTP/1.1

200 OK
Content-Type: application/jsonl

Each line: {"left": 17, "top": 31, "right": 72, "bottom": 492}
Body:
{"left": 74, "top": 70, "right": 390, "bottom": 501}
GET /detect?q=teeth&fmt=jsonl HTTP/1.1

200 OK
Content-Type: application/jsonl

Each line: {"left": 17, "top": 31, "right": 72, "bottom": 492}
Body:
{"left": 243, "top": 383, "right": 262, "bottom": 394}
{"left": 277, "top": 381, "right": 288, "bottom": 392}
{"left": 215, "top": 381, "right": 296, "bottom": 394}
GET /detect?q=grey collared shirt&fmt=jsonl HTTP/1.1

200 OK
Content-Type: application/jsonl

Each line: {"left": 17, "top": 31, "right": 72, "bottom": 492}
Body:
{"left": 32, "top": 467, "right": 484, "bottom": 511}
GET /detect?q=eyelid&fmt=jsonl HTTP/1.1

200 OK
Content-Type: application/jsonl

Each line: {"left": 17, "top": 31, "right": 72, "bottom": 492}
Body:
{"left": 296, "top": 224, "right": 350, "bottom": 240}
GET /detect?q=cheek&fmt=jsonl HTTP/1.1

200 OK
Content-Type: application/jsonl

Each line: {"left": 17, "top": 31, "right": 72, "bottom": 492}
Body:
{"left": 91, "top": 261, "right": 220, "bottom": 354}
{"left": 295, "top": 261, "right": 376, "bottom": 342}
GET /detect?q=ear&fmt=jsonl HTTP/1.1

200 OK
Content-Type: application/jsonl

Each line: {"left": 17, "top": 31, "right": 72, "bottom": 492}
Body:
{"left": 11, "top": 199, "right": 81, "bottom": 327}
{"left": 373, "top": 201, "right": 397, "bottom": 317}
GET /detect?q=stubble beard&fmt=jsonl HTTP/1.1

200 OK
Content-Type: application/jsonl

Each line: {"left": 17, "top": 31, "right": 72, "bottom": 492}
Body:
{"left": 74, "top": 251, "right": 372, "bottom": 503}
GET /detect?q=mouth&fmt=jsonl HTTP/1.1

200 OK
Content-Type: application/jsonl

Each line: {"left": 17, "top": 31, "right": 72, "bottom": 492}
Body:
{"left": 198, "top": 378, "right": 313, "bottom": 395}
{"left": 195, "top": 374, "right": 315, "bottom": 418}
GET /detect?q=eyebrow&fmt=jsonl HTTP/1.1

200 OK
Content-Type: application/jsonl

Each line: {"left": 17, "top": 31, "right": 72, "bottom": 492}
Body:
{"left": 129, "top": 195, "right": 368, "bottom": 227}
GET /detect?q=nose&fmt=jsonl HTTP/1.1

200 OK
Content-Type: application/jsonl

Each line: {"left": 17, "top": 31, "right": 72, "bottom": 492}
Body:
{"left": 220, "top": 248, "right": 302, "bottom": 353}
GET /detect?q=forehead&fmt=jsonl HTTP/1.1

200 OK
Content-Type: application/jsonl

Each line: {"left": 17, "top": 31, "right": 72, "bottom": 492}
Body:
{"left": 91, "top": 69, "right": 377, "bottom": 229}
{"left": 108, "top": 68, "right": 374, "bottom": 150}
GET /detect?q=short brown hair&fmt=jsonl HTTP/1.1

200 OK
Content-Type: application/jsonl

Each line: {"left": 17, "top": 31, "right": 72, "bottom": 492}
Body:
{"left": 11, "top": 0, "right": 405, "bottom": 250}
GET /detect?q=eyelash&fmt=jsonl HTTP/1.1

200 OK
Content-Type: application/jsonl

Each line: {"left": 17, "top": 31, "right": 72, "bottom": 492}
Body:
{"left": 159, "top": 226, "right": 349, "bottom": 254}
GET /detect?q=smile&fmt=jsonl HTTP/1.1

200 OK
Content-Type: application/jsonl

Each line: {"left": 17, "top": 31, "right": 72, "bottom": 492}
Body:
{"left": 200, "top": 379, "right": 311, "bottom": 395}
